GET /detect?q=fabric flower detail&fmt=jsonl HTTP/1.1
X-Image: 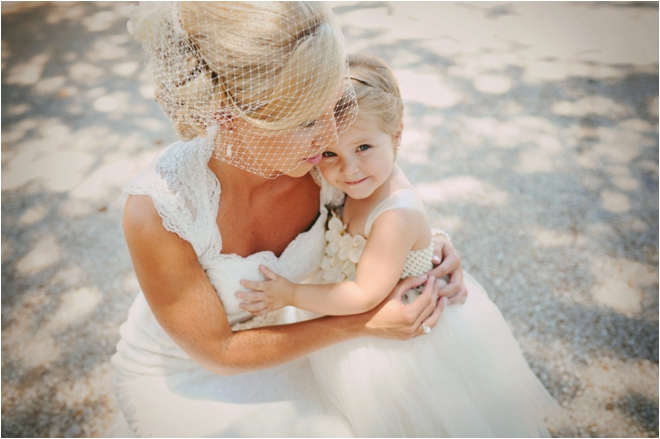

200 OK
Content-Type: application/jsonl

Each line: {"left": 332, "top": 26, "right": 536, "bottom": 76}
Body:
{"left": 319, "top": 212, "right": 366, "bottom": 282}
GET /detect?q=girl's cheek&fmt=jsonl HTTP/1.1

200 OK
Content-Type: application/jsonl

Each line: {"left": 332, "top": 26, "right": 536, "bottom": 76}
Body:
{"left": 319, "top": 162, "right": 337, "bottom": 178}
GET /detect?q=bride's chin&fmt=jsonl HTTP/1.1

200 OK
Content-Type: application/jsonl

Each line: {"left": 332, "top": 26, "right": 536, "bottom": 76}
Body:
{"left": 283, "top": 162, "right": 313, "bottom": 178}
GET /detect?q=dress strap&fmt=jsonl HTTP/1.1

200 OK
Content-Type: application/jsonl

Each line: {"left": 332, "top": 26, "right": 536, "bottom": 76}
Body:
{"left": 364, "top": 188, "right": 426, "bottom": 238}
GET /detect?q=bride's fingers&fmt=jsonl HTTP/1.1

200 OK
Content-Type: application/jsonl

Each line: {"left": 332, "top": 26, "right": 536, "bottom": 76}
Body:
{"left": 419, "top": 279, "right": 442, "bottom": 326}
{"left": 428, "top": 253, "right": 459, "bottom": 279}
{"left": 392, "top": 275, "right": 428, "bottom": 301}
{"left": 439, "top": 271, "right": 468, "bottom": 305}
{"left": 409, "top": 276, "right": 437, "bottom": 327}
{"left": 438, "top": 281, "right": 459, "bottom": 299}
{"left": 447, "top": 283, "right": 468, "bottom": 305}
{"left": 421, "top": 296, "right": 448, "bottom": 331}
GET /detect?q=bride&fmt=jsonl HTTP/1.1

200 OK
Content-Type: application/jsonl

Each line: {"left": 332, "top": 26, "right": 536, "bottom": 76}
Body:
{"left": 111, "top": 3, "right": 466, "bottom": 436}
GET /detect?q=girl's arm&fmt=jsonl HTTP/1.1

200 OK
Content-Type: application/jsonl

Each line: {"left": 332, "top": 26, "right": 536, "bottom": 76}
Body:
{"left": 239, "top": 208, "right": 426, "bottom": 316}
{"left": 123, "top": 195, "right": 442, "bottom": 376}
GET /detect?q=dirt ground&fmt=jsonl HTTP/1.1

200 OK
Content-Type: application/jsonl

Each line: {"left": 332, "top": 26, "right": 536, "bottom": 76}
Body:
{"left": 2, "top": 2, "right": 658, "bottom": 437}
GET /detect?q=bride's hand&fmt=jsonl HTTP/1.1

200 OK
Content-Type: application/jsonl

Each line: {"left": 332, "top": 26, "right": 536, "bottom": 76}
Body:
{"left": 429, "top": 235, "right": 468, "bottom": 305}
{"left": 361, "top": 274, "right": 447, "bottom": 339}
{"left": 238, "top": 265, "right": 294, "bottom": 316}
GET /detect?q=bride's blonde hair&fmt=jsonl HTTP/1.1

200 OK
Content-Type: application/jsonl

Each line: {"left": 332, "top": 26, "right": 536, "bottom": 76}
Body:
{"left": 347, "top": 53, "right": 403, "bottom": 137}
{"left": 129, "top": 2, "right": 357, "bottom": 176}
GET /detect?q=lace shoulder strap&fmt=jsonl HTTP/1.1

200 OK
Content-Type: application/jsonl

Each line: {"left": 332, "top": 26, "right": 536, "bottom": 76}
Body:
{"left": 119, "top": 132, "right": 221, "bottom": 257}
{"left": 364, "top": 188, "right": 426, "bottom": 238}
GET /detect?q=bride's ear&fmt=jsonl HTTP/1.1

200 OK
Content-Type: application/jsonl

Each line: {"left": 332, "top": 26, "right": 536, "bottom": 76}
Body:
{"left": 213, "top": 110, "right": 235, "bottom": 132}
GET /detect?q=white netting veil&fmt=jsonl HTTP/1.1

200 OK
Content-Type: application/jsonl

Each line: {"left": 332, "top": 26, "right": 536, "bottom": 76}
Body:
{"left": 128, "top": 1, "right": 358, "bottom": 178}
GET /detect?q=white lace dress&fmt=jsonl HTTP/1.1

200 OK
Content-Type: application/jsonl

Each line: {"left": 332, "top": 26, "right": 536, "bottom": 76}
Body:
{"left": 110, "top": 134, "right": 353, "bottom": 437}
{"left": 307, "top": 189, "right": 562, "bottom": 437}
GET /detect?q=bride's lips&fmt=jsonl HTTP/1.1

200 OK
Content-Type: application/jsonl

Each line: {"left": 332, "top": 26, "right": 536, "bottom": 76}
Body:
{"left": 305, "top": 154, "right": 323, "bottom": 165}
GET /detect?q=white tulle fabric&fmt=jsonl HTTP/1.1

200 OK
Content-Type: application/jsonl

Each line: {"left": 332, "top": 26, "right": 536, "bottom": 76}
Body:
{"left": 308, "top": 189, "right": 562, "bottom": 437}
{"left": 111, "top": 135, "right": 354, "bottom": 437}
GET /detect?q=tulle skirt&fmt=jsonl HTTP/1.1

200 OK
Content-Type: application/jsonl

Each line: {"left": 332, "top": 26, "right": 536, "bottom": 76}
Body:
{"left": 308, "top": 272, "right": 562, "bottom": 437}
{"left": 113, "top": 356, "right": 354, "bottom": 437}
{"left": 112, "top": 302, "right": 354, "bottom": 438}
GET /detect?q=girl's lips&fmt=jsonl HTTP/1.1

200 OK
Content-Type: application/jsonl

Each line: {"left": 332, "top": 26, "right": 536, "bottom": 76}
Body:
{"left": 305, "top": 154, "right": 323, "bottom": 165}
{"left": 345, "top": 177, "right": 367, "bottom": 185}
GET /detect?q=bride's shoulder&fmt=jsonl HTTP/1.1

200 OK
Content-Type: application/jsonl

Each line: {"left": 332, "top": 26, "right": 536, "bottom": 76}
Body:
{"left": 122, "top": 194, "right": 171, "bottom": 246}
{"left": 119, "top": 135, "right": 220, "bottom": 256}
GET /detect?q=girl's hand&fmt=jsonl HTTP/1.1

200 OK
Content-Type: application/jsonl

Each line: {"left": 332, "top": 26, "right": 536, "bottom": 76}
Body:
{"left": 237, "top": 265, "right": 294, "bottom": 316}
{"left": 429, "top": 235, "right": 468, "bottom": 305}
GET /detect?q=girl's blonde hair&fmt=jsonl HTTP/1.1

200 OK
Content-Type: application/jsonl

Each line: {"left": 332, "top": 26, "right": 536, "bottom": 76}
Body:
{"left": 347, "top": 53, "right": 403, "bottom": 137}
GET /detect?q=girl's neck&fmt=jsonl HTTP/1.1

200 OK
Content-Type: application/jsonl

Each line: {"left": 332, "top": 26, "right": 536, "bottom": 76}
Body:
{"left": 358, "top": 165, "right": 407, "bottom": 205}
{"left": 343, "top": 165, "right": 411, "bottom": 234}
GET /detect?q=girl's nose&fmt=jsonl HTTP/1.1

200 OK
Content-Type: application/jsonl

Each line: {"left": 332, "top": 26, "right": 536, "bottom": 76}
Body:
{"left": 340, "top": 155, "right": 359, "bottom": 176}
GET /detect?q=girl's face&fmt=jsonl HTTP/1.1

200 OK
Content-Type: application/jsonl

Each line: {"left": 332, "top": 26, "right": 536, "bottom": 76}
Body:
{"left": 233, "top": 86, "right": 346, "bottom": 179}
{"left": 319, "top": 114, "right": 401, "bottom": 200}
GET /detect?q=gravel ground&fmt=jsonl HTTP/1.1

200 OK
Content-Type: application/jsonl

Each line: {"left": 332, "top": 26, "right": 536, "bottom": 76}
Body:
{"left": 2, "top": 2, "right": 658, "bottom": 437}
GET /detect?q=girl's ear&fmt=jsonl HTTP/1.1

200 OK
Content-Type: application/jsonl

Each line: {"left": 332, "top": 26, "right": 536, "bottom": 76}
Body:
{"left": 393, "top": 122, "right": 404, "bottom": 146}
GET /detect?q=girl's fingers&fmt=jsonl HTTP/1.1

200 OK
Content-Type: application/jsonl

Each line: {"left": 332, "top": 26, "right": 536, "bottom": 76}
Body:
{"left": 240, "top": 279, "right": 263, "bottom": 290}
{"left": 259, "top": 265, "right": 278, "bottom": 280}
{"left": 240, "top": 300, "right": 266, "bottom": 314}
{"left": 236, "top": 290, "right": 265, "bottom": 303}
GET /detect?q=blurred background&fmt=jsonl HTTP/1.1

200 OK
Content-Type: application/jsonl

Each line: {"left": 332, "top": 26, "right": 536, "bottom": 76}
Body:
{"left": 1, "top": 2, "right": 658, "bottom": 437}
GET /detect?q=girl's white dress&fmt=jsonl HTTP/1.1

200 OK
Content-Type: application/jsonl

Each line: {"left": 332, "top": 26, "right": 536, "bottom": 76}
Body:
{"left": 111, "top": 133, "right": 560, "bottom": 437}
{"left": 307, "top": 188, "right": 561, "bottom": 437}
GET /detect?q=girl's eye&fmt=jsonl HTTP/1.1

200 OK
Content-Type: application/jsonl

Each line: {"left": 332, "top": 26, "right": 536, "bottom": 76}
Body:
{"left": 300, "top": 119, "right": 317, "bottom": 129}
{"left": 357, "top": 144, "right": 371, "bottom": 152}
{"left": 322, "top": 151, "right": 337, "bottom": 158}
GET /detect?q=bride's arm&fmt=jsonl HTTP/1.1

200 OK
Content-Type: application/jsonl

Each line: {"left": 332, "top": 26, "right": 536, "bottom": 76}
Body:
{"left": 123, "top": 195, "right": 445, "bottom": 376}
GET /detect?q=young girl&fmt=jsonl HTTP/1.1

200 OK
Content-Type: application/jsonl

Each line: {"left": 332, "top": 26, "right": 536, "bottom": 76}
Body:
{"left": 239, "top": 53, "right": 562, "bottom": 437}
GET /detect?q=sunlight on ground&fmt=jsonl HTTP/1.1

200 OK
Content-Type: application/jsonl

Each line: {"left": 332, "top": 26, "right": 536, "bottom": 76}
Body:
{"left": 397, "top": 70, "right": 462, "bottom": 108}
{"left": 567, "top": 357, "right": 659, "bottom": 433}
{"left": 48, "top": 287, "right": 102, "bottom": 330}
{"left": 16, "top": 234, "right": 62, "bottom": 275}
{"left": 532, "top": 226, "right": 587, "bottom": 248}
{"left": 590, "top": 256, "right": 656, "bottom": 316}
{"left": 415, "top": 176, "right": 509, "bottom": 206}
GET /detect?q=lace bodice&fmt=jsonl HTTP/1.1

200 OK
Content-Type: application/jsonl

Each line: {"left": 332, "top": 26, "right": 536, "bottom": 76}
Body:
{"left": 319, "top": 189, "right": 433, "bottom": 303}
{"left": 120, "top": 130, "right": 345, "bottom": 330}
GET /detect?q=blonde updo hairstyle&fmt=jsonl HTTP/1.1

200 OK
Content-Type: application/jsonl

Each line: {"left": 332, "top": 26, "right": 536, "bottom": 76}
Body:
{"left": 133, "top": 2, "right": 348, "bottom": 142}
{"left": 347, "top": 53, "right": 404, "bottom": 138}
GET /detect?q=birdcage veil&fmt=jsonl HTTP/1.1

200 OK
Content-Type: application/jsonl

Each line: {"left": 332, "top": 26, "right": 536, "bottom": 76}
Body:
{"left": 128, "top": 1, "right": 358, "bottom": 178}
